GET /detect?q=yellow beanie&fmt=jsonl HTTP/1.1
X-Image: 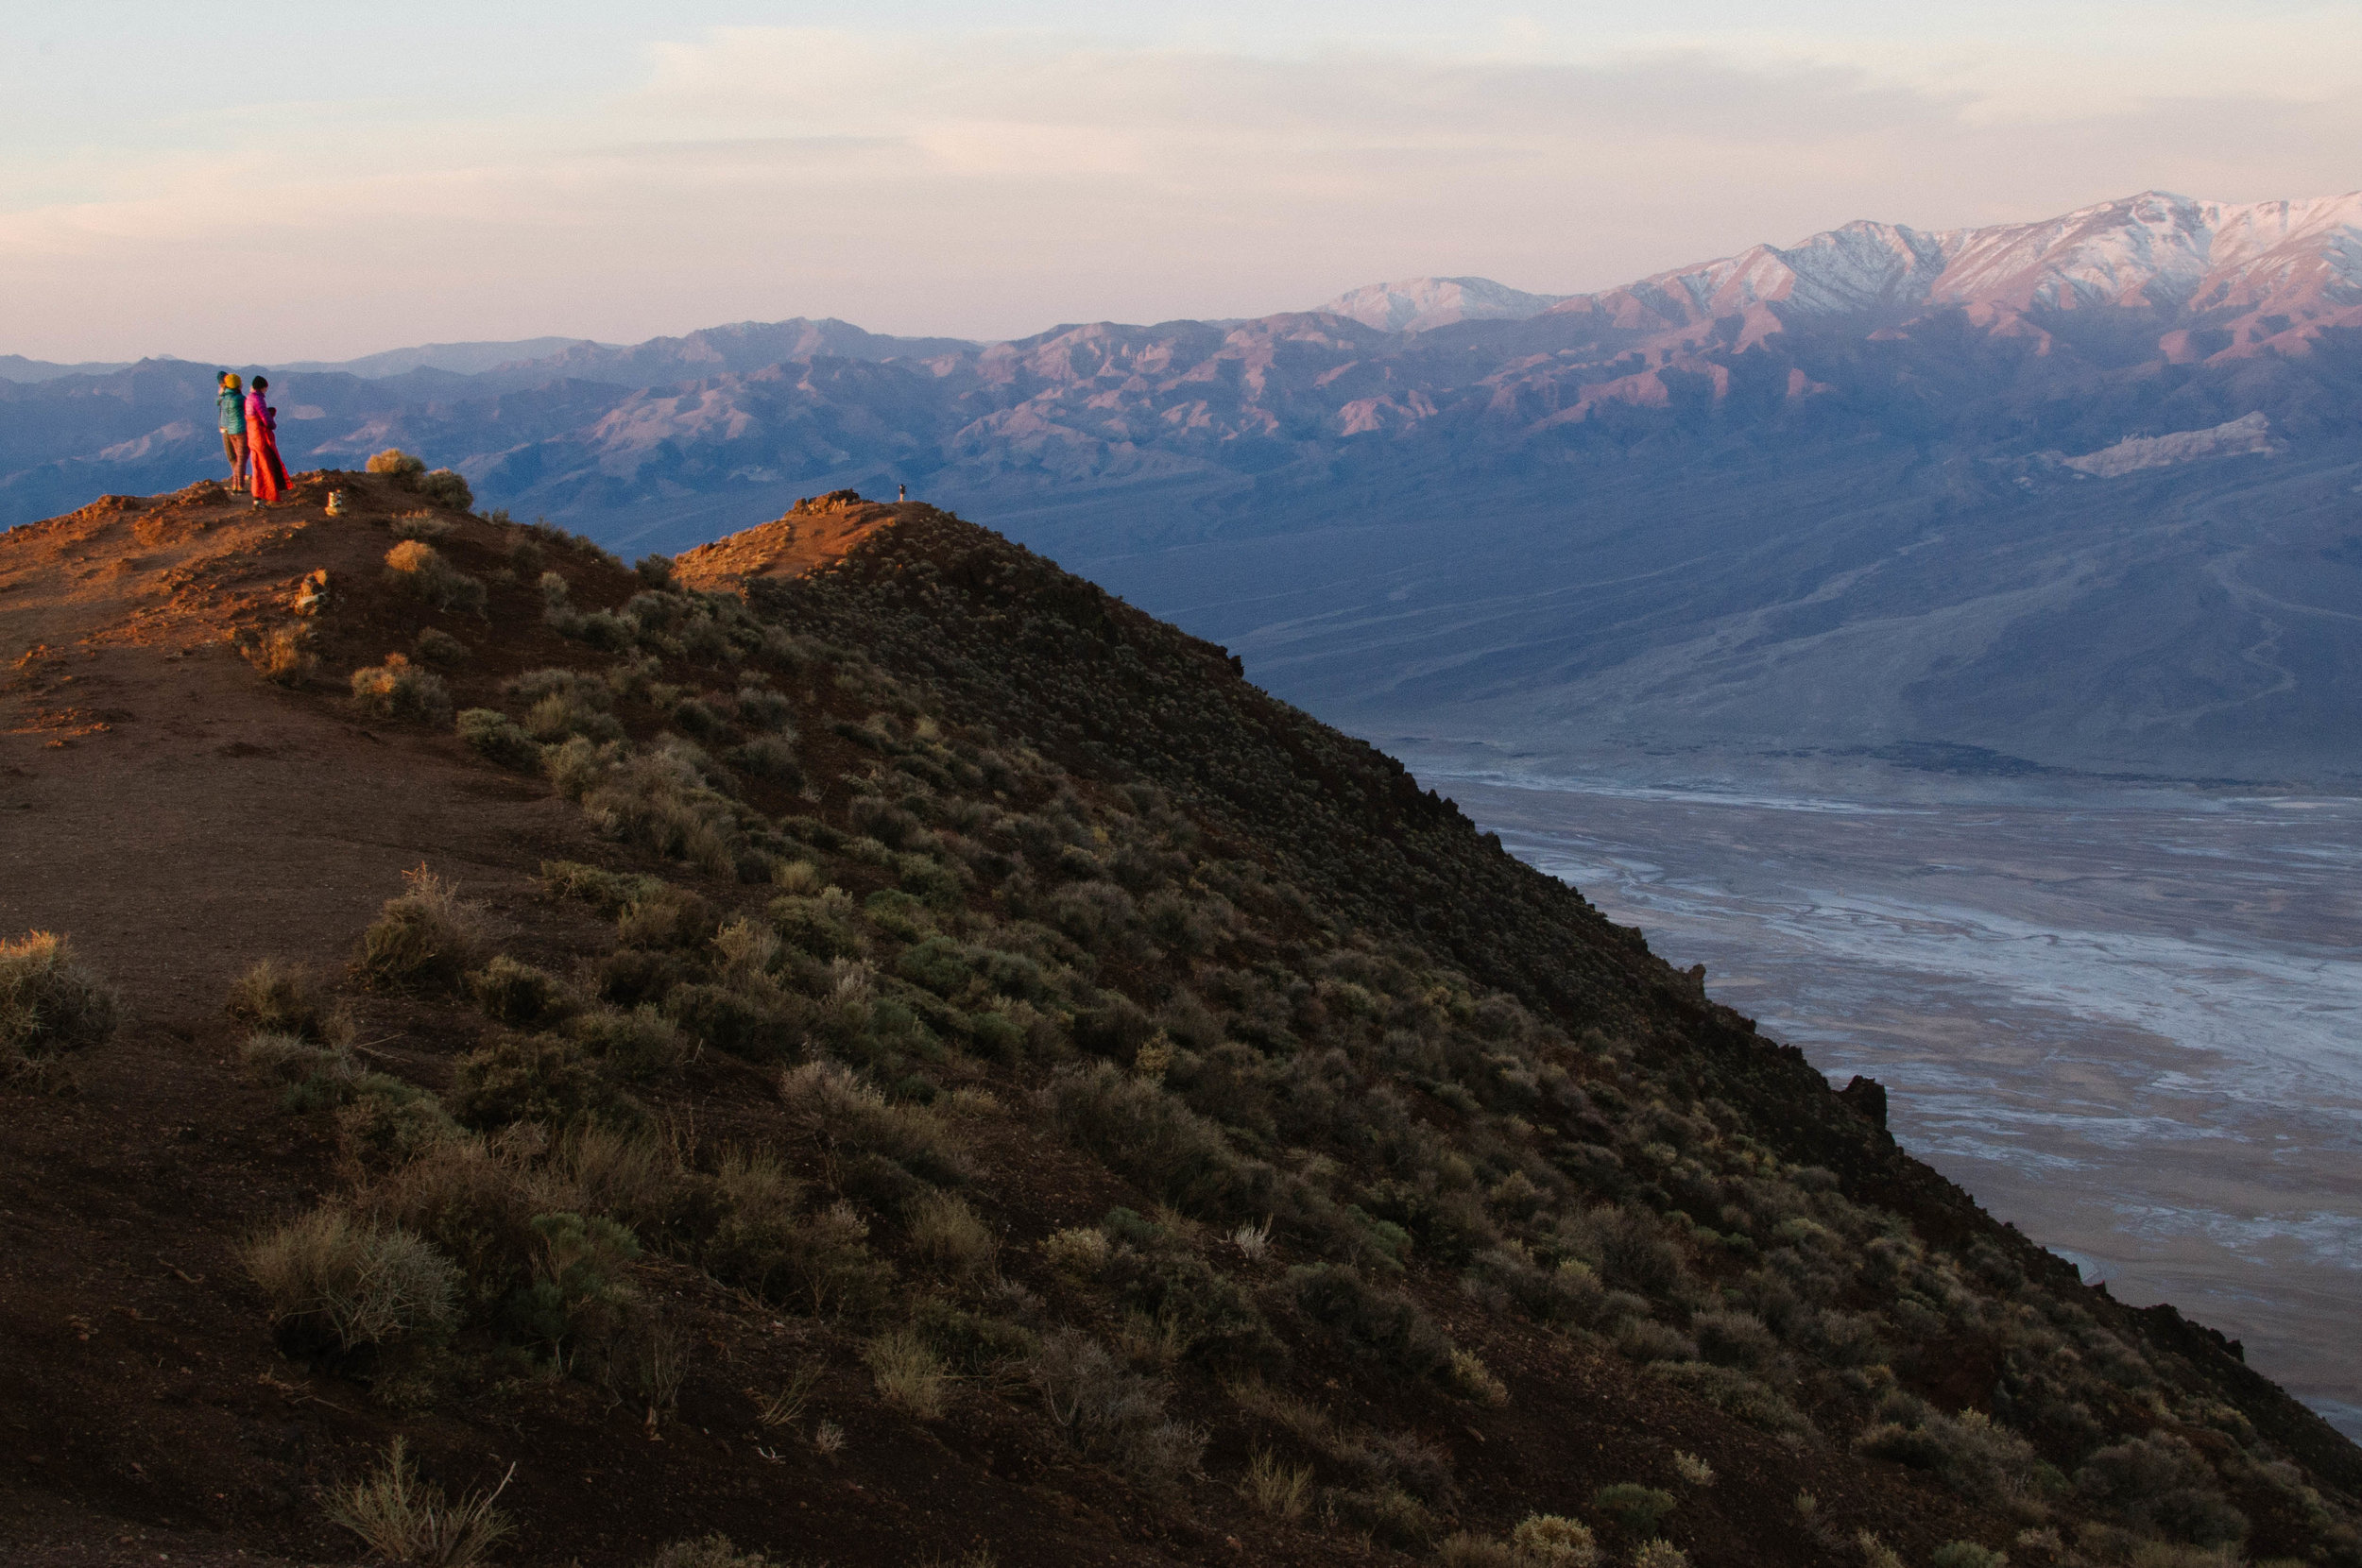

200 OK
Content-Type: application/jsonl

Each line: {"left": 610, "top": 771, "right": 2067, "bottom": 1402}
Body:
{"left": 223, "top": 372, "right": 242, "bottom": 391}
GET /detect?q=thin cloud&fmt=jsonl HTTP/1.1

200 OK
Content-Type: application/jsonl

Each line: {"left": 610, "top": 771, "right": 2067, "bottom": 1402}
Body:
{"left": 1, "top": 26, "right": 2356, "bottom": 360}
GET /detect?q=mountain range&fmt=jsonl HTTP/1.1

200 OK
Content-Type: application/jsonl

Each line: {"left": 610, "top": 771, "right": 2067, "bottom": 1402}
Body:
{"left": 8, "top": 189, "right": 2362, "bottom": 779}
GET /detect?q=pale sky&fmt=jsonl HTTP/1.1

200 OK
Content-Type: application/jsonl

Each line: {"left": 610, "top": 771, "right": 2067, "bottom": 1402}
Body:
{"left": 5, "top": 1, "right": 2359, "bottom": 362}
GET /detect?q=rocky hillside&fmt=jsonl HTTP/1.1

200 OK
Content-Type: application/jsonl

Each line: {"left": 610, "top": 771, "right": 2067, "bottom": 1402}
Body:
{"left": 2, "top": 470, "right": 2355, "bottom": 1567}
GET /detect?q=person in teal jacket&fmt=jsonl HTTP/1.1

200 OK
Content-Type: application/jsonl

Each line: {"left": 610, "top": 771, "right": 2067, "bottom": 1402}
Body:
{"left": 216, "top": 371, "right": 248, "bottom": 493}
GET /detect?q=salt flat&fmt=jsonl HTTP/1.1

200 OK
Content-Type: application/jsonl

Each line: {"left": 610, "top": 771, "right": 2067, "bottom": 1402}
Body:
{"left": 1406, "top": 750, "right": 2362, "bottom": 1438}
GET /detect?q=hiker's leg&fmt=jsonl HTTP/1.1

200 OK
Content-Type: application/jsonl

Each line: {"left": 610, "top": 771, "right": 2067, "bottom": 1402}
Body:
{"left": 225, "top": 431, "right": 248, "bottom": 490}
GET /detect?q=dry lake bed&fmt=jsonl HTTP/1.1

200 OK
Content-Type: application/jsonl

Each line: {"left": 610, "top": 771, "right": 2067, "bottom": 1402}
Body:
{"left": 1403, "top": 748, "right": 2362, "bottom": 1439}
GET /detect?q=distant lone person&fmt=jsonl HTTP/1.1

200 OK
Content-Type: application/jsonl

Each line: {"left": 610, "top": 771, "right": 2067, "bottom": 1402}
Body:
{"left": 215, "top": 371, "right": 248, "bottom": 492}
{"left": 244, "top": 375, "right": 289, "bottom": 504}
{"left": 898, "top": 484, "right": 907, "bottom": 503}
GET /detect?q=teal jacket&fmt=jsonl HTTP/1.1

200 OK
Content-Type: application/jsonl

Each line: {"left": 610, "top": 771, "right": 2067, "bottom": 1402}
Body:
{"left": 217, "top": 386, "right": 246, "bottom": 435}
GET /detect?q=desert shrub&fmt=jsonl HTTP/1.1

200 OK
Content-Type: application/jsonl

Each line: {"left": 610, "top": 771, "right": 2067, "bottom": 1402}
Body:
{"left": 243, "top": 622, "right": 317, "bottom": 685}
{"left": 1030, "top": 1328, "right": 1206, "bottom": 1493}
{"left": 540, "top": 860, "right": 664, "bottom": 916}
{"left": 241, "top": 1031, "right": 357, "bottom": 1099}
{"left": 334, "top": 1076, "right": 468, "bottom": 1174}
{"left": 1629, "top": 1542, "right": 1687, "bottom": 1568}
{"left": 1646, "top": 1360, "right": 1809, "bottom": 1436}
{"left": 898, "top": 936, "right": 974, "bottom": 997}
{"left": 727, "top": 735, "right": 802, "bottom": 785}
{"left": 1929, "top": 1544, "right": 2008, "bottom": 1568}
{"left": 568, "top": 1005, "right": 688, "bottom": 1082}
{"left": 1511, "top": 1513, "right": 1600, "bottom": 1565}
{"left": 448, "top": 1034, "right": 644, "bottom": 1134}
{"left": 527, "top": 690, "right": 624, "bottom": 744}
{"left": 907, "top": 1190, "right": 997, "bottom": 1280}
{"left": 0, "top": 930, "right": 121, "bottom": 1080}
{"left": 779, "top": 1061, "right": 968, "bottom": 1185}
{"left": 1691, "top": 1308, "right": 1779, "bottom": 1372}
{"left": 325, "top": 1438, "right": 511, "bottom": 1568}
{"left": 367, "top": 448, "right": 428, "bottom": 483}
{"left": 415, "top": 627, "right": 471, "bottom": 667}
{"left": 1241, "top": 1448, "right": 1313, "bottom": 1520}
{"left": 1670, "top": 1451, "right": 1715, "bottom": 1488}
{"left": 1589, "top": 1204, "right": 1685, "bottom": 1297}
{"left": 418, "top": 468, "right": 474, "bottom": 511}
{"left": 702, "top": 1152, "right": 893, "bottom": 1319}
{"left": 508, "top": 1209, "right": 641, "bottom": 1355}
{"left": 225, "top": 956, "right": 346, "bottom": 1043}
{"left": 357, "top": 865, "right": 487, "bottom": 990}
{"left": 2074, "top": 1433, "right": 2248, "bottom": 1547}
{"left": 615, "top": 885, "right": 718, "bottom": 950}
{"left": 455, "top": 708, "right": 539, "bottom": 770}
{"left": 467, "top": 956, "right": 572, "bottom": 1028}
{"left": 1286, "top": 1263, "right": 1453, "bottom": 1378}
{"left": 389, "top": 512, "right": 454, "bottom": 541}
{"left": 1589, "top": 1483, "right": 1676, "bottom": 1539}
{"left": 771, "top": 893, "right": 867, "bottom": 960}
{"left": 734, "top": 688, "right": 795, "bottom": 732}
{"left": 1436, "top": 1534, "right": 1517, "bottom": 1568}
{"left": 383, "top": 541, "right": 487, "bottom": 616}
{"left": 1854, "top": 1391, "right": 2045, "bottom": 1501}
{"left": 1043, "top": 1062, "right": 1275, "bottom": 1221}
{"left": 1448, "top": 1346, "right": 1510, "bottom": 1406}
{"left": 1098, "top": 1215, "right": 1284, "bottom": 1372}
{"left": 554, "top": 740, "right": 746, "bottom": 876}
{"left": 246, "top": 1208, "right": 460, "bottom": 1351}
{"left": 351, "top": 654, "right": 454, "bottom": 724}
{"left": 643, "top": 1535, "right": 781, "bottom": 1568}
{"left": 660, "top": 982, "right": 785, "bottom": 1063}
{"left": 865, "top": 1327, "right": 949, "bottom": 1419}
{"left": 1043, "top": 1226, "right": 1111, "bottom": 1277}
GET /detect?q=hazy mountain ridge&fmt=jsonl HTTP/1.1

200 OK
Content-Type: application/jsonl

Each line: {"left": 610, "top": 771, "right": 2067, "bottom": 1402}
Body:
{"left": 8, "top": 190, "right": 2362, "bottom": 776}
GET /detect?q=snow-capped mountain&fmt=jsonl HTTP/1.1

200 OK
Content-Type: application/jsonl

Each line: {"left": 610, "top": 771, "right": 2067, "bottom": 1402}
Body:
{"left": 1317, "top": 276, "right": 1569, "bottom": 332}
{"left": 1546, "top": 190, "right": 2362, "bottom": 353}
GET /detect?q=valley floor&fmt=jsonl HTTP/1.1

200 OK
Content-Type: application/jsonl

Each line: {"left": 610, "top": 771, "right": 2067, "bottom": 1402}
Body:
{"left": 1399, "top": 747, "right": 2362, "bottom": 1441}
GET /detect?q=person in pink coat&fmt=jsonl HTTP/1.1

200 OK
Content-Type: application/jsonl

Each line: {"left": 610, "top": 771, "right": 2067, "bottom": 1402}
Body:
{"left": 244, "top": 375, "right": 289, "bottom": 503}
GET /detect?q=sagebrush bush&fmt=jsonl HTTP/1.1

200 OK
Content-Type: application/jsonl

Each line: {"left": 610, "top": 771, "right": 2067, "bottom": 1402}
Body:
{"left": 242, "top": 622, "right": 317, "bottom": 685}
{"left": 467, "top": 956, "right": 572, "bottom": 1027}
{"left": 455, "top": 707, "right": 540, "bottom": 770}
{"left": 1510, "top": 1513, "right": 1600, "bottom": 1565}
{"left": 390, "top": 512, "right": 454, "bottom": 541}
{"left": 1589, "top": 1483, "right": 1676, "bottom": 1538}
{"left": 1240, "top": 1447, "right": 1312, "bottom": 1519}
{"left": 643, "top": 1536, "right": 781, "bottom": 1568}
{"left": 366, "top": 448, "right": 428, "bottom": 483}
{"left": 351, "top": 653, "right": 454, "bottom": 724}
{"left": 246, "top": 1208, "right": 460, "bottom": 1350}
{"left": 384, "top": 539, "right": 487, "bottom": 616}
{"left": 1030, "top": 1328, "right": 1205, "bottom": 1493}
{"left": 779, "top": 1061, "right": 968, "bottom": 1185}
{"left": 1, "top": 930, "right": 120, "bottom": 1077}
{"left": 865, "top": 1327, "right": 949, "bottom": 1419}
{"left": 415, "top": 625, "right": 470, "bottom": 665}
{"left": 357, "top": 865, "right": 487, "bottom": 990}
{"left": 1286, "top": 1262, "right": 1453, "bottom": 1378}
{"left": 907, "top": 1189, "right": 997, "bottom": 1280}
{"left": 418, "top": 468, "right": 474, "bottom": 512}
{"left": 227, "top": 957, "right": 349, "bottom": 1043}
{"left": 1853, "top": 1390, "right": 2044, "bottom": 1501}
{"left": 325, "top": 1437, "right": 510, "bottom": 1567}
{"left": 2074, "top": 1433, "right": 2249, "bottom": 1547}
{"left": 449, "top": 1033, "right": 644, "bottom": 1133}
{"left": 567, "top": 1005, "right": 688, "bottom": 1082}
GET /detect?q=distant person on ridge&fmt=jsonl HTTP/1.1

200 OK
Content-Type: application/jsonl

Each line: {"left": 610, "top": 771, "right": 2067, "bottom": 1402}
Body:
{"left": 215, "top": 371, "right": 247, "bottom": 493}
{"left": 243, "top": 375, "right": 288, "bottom": 504}
{"left": 898, "top": 484, "right": 907, "bottom": 503}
